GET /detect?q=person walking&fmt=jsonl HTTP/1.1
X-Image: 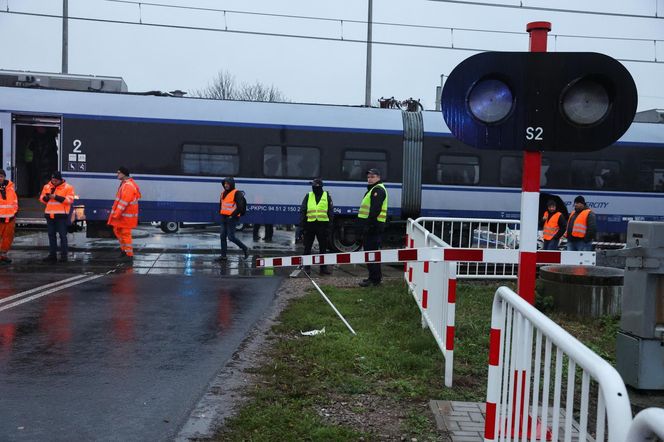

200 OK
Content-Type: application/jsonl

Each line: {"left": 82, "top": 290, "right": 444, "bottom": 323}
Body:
{"left": 541, "top": 199, "right": 566, "bottom": 250}
{"left": 0, "top": 169, "right": 18, "bottom": 264}
{"left": 217, "top": 177, "right": 249, "bottom": 261}
{"left": 358, "top": 168, "right": 388, "bottom": 287}
{"left": 297, "top": 178, "right": 333, "bottom": 275}
{"left": 566, "top": 195, "right": 596, "bottom": 251}
{"left": 108, "top": 167, "right": 142, "bottom": 262}
{"left": 40, "top": 171, "right": 75, "bottom": 262}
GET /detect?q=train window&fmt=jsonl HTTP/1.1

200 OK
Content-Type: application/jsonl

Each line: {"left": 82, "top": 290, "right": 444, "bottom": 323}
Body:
{"left": 500, "top": 156, "right": 521, "bottom": 186}
{"left": 263, "top": 145, "right": 320, "bottom": 178}
{"left": 500, "top": 156, "right": 551, "bottom": 186}
{"left": 638, "top": 161, "right": 664, "bottom": 191}
{"left": 436, "top": 155, "right": 479, "bottom": 184}
{"left": 181, "top": 144, "right": 239, "bottom": 176}
{"left": 342, "top": 150, "right": 388, "bottom": 180}
{"left": 571, "top": 160, "right": 620, "bottom": 189}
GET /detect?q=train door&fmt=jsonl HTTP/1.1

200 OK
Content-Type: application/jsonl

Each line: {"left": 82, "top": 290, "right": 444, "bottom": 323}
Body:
{"left": 0, "top": 113, "right": 10, "bottom": 179}
{"left": 12, "top": 115, "right": 62, "bottom": 198}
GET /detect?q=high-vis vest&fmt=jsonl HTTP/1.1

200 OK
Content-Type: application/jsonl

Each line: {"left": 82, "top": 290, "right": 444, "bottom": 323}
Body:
{"left": 570, "top": 209, "right": 591, "bottom": 238}
{"left": 220, "top": 189, "right": 237, "bottom": 216}
{"left": 40, "top": 181, "right": 75, "bottom": 219}
{"left": 108, "top": 178, "right": 141, "bottom": 228}
{"left": 542, "top": 211, "right": 562, "bottom": 240}
{"left": 306, "top": 191, "right": 329, "bottom": 222}
{"left": 0, "top": 180, "right": 18, "bottom": 222}
{"left": 358, "top": 183, "right": 388, "bottom": 222}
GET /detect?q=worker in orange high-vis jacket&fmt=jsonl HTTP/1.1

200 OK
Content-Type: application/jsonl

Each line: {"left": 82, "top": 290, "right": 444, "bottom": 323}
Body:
{"left": 541, "top": 199, "right": 567, "bottom": 250}
{"left": 108, "top": 167, "right": 141, "bottom": 262}
{"left": 565, "top": 195, "right": 596, "bottom": 252}
{"left": 0, "top": 169, "right": 18, "bottom": 265}
{"left": 216, "top": 177, "right": 248, "bottom": 261}
{"left": 40, "top": 171, "right": 76, "bottom": 263}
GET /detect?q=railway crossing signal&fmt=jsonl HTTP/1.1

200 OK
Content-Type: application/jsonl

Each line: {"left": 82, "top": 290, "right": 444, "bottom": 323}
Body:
{"left": 441, "top": 51, "right": 638, "bottom": 152}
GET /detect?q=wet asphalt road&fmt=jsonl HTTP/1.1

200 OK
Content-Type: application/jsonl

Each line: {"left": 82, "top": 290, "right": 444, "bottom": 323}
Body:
{"left": 0, "top": 227, "right": 373, "bottom": 440}
{"left": 0, "top": 268, "right": 282, "bottom": 441}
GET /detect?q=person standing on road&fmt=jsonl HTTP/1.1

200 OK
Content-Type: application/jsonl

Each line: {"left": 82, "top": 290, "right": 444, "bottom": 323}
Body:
{"left": 358, "top": 168, "right": 388, "bottom": 287}
{"left": 217, "top": 177, "right": 249, "bottom": 261}
{"left": 40, "top": 171, "right": 75, "bottom": 262}
{"left": 565, "top": 195, "right": 596, "bottom": 251}
{"left": 297, "top": 178, "right": 333, "bottom": 275}
{"left": 541, "top": 199, "right": 566, "bottom": 250}
{"left": 108, "top": 167, "right": 142, "bottom": 262}
{"left": 0, "top": 169, "right": 18, "bottom": 264}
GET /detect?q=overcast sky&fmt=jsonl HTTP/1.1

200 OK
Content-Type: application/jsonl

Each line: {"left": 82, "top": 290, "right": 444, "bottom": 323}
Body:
{"left": 0, "top": 0, "right": 663, "bottom": 110}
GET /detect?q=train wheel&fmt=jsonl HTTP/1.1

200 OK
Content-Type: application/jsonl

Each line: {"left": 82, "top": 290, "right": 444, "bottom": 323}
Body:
{"left": 160, "top": 221, "right": 179, "bottom": 234}
{"left": 331, "top": 221, "right": 362, "bottom": 252}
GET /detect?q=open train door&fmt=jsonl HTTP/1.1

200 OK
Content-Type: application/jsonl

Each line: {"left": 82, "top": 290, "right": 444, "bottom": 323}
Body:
{"left": 0, "top": 113, "right": 10, "bottom": 180}
{"left": 12, "top": 115, "right": 62, "bottom": 223}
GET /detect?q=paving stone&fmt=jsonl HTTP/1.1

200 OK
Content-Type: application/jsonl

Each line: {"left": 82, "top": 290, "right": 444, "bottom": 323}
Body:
{"left": 446, "top": 415, "right": 475, "bottom": 422}
{"left": 448, "top": 411, "right": 474, "bottom": 416}
{"left": 458, "top": 423, "right": 485, "bottom": 432}
{"left": 444, "top": 420, "right": 460, "bottom": 431}
{"left": 451, "top": 430, "right": 483, "bottom": 436}
{"left": 469, "top": 412, "right": 484, "bottom": 422}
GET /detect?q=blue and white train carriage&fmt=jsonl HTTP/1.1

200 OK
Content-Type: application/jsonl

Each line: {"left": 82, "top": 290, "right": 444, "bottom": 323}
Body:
{"left": 0, "top": 72, "right": 662, "bottom": 250}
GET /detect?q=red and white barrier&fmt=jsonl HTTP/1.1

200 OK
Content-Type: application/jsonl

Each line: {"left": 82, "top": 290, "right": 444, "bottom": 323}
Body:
{"left": 415, "top": 217, "right": 521, "bottom": 279}
{"left": 485, "top": 286, "right": 633, "bottom": 442}
{"left": 256, "top": 247, "right": 595, "bottom": 268}
{"left": 406, "top": 221, "right": 457, "bottom": 387}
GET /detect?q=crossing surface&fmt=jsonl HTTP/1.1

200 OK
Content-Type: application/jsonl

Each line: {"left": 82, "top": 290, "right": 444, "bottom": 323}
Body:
{"left": 0, "top": 272, "right": 281, "bottom": 441}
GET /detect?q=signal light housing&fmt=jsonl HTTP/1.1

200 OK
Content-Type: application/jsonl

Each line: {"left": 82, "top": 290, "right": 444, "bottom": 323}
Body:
{"left": 441, "top": 52, "right": 637, "bottom": 152}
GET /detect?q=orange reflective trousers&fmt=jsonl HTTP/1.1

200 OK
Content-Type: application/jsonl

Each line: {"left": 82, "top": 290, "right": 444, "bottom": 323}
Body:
{"left": 0, "top": 219, "right": 15, "bottom": 253}
{"left": 113, "top": 226, "right": 134, "bottom": 256}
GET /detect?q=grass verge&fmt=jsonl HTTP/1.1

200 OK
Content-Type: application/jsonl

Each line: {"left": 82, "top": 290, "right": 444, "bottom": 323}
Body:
{"left": 216, "top": 280, "right": 618, "bottom": 441}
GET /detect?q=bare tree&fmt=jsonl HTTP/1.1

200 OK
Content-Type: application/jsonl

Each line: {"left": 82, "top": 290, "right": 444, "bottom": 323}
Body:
{"left": 193, "top": 70, "right": 287, "bottom": 102}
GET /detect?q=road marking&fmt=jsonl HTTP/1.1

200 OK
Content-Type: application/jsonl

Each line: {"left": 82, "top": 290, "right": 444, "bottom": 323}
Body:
{"left": 0, "top": 274, "right": 89, "bottom": 305}
{"left": 0, "top": 274, "right": 104, "bottom": 312}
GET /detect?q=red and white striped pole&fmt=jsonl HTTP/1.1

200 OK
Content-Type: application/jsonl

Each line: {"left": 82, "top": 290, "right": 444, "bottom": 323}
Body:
{"left": 518, "top": 21, "right": 551, "bottom": 305}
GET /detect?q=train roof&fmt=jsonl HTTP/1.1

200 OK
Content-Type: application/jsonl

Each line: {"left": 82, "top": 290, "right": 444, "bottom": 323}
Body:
{"left": 0, "top": 83, "right": 662, "bottom": 145}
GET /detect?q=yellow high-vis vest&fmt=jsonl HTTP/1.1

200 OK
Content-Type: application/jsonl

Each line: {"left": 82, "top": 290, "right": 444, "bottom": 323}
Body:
{"left": 358, "top": 183, "right": 388, "bottom": 222}
{"left": 306, "top": 191, "right": 329, "bottom": 222}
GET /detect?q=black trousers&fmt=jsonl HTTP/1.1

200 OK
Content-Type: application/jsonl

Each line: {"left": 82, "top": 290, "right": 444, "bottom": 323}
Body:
{"left": 303, "top": 223, "right": 329, "bottom": 271}
{"left": 363, "top": 231, "right": 382, "bottom": 283}
{"left": 46, "top": 216, "right": 68, "bottom": 256}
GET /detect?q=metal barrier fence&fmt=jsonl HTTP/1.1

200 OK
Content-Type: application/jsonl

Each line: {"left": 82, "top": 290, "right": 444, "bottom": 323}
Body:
{"left": 415, "top": 217, "right": 520, "bottom": 279}
{"left": 485, "top": 286, "right": 633, "bottom": 442}
{"left": 626, "top": 408, "right": 664, "bottom": 441}
{"left": 405, "top": 220, "right": 456, "bottom": 387}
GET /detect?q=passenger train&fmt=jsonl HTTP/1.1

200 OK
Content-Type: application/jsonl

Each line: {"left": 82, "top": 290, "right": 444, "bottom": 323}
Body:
{"left": 0, "top": 72, "right": 662, "bottom": 251}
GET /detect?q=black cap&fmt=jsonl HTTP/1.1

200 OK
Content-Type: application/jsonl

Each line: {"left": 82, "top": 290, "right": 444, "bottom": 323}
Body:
{"left": 574, "top": 195, "right": 585, "bottom": 204}
{"left": 311, "top": 178, "right": 324, "bottom": 187}
{"left": 366, "top": 168, "right": 381, "bottom": 176}
{"left": 118, "top": 166, "right": 130, "bottom": 176}
{"left": 0, "top": 169, "right": 6, "bottom": 177}
{"left": 51, "top": 171, "right": 63, "bottom": 180}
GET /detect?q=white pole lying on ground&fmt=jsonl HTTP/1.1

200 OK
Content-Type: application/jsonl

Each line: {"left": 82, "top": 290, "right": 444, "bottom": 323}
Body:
{"left": 303, "top": 270, "right": 356, "bottom": 336}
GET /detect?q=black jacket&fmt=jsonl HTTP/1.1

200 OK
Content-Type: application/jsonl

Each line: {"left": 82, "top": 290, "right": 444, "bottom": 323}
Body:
{"left": 220, "top": 177, "right": 246, "bottom": 218}
{"left": 299, "top": 189, "right": 334, "bottom": 230}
